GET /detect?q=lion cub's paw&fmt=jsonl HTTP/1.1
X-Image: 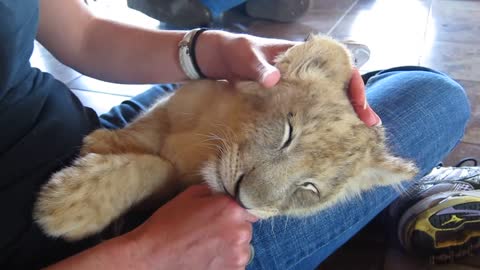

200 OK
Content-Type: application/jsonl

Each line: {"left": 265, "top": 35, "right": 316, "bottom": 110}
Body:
{"left": 34, "top": 154, "right": 121, "bottom": 241}
{"left": 81, "top": 129, "right": 118, "bottom": 155}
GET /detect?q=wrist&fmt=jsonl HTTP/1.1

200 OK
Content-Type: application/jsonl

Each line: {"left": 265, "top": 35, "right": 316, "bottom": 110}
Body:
{"left": 114, "top": 232, "right": 152, "bottom": 270}
{"left": 120, "top": 226, "right": 172, "bottom": 270}
{"left": 178, "top": 28, "right": 208, "bottom": 79}
{"left": 195, "top": 30, "right": 227, "bottom": 79}
{"left": 44, "top": 234, "right": 150, "bottom": 270}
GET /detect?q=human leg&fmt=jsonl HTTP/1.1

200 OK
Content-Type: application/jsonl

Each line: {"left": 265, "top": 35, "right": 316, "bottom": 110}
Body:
{"left": 87, "top": 83, "right": 177, "bottom": 156}
{"left": 248, "top": 67, "right": 470, "bottom": 269}
{"left": 99, "top": 83, "right": 176, "bottom": 129}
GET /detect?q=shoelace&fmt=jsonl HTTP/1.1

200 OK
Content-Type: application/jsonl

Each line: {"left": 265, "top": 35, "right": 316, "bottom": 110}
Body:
{"left": 437, "top": 157, "right": 478, "bottom": 168}
{"left": 455, "top": 157, "right": 478, "bottom": 167}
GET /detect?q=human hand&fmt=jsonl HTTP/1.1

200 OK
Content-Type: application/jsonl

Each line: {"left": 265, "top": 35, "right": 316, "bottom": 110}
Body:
{"left": 348, "top": 68, "right": 381, "bottom": 127}
{"left": 196, "top": 30, "right": 299, "bottom": 88}
{"left": 125, "top": 185, "right": 258, "bottom": 270}
{"left": 196, "top": 32, "right": 379, "bottom": 126}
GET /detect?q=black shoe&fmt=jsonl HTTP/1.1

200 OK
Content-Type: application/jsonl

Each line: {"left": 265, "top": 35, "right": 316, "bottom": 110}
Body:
{"left": 245, "top": 0, "right": 311, "bottom": 23}
{"left": 395, "top": 158, "right": 480, "bottom": 263}
{"left": 127, "top": 0, "right": 212, "bottom": 28}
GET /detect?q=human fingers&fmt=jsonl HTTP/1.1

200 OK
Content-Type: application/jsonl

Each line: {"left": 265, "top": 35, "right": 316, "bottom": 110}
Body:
{"left": 180, "top": 184, "right": 213, "bottom": 198}
{"left": 260, "top": 41, "right": 299, "bottom": 64}
{"left": 257, "top": 59, "right": 281, "bottom": 88}
{"left": 229, "top": 36, "right": 294, "bottom": 88}
{"left": 222, "top": 221, "right": 253, "bottom": 246}
{"left": 257, "top": 41, "right": 299, "bottom": 88}
{"left": 213, "top": 240, "right": 252, "bottom": 270}
{"left": 233, "top": 46, "right": 280, "bottom": 89}
{"left": 223, "top": 197, "right": 259, "bottom": 223}
{"left": 230, "top": 243, "right": 253, "bottom": 269}
{"left": 348, "top": 68, "right": 381, "bottom": 126}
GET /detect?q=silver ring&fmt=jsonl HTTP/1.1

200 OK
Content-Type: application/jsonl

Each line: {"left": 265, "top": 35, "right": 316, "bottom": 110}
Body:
{"left": 247, "top": 244, "right": 255, "bottom": 265}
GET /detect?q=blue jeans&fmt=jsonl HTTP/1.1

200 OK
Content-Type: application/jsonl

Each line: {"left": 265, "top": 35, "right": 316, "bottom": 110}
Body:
{"left": 99, "top": 66, "right": 470, "bottom": 269}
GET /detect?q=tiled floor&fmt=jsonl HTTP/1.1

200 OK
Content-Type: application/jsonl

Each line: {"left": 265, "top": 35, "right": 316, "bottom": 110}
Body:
{"left": 31, "top": 0, "right": 480, "bottom": 269}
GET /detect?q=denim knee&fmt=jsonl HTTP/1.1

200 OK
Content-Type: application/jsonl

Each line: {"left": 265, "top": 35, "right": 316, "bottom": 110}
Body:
{"left": 368, "top": 68, "right": 470, "bottom": 130}
{"left": 409, "top": 70, "right": 471, "bottom": 128}
{"left": 366, "top": 68, "right": 471, "bottom": 172}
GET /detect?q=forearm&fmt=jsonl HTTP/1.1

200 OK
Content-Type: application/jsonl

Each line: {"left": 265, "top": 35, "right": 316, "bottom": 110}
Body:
{"left": 37, "top": 0, "right": 295, "bottom": 88}
{"left": 37, "top": 0, "right": 222, "bottom": 84}
{"left": 74, "top": 19, "right": 190, "bottom": 84}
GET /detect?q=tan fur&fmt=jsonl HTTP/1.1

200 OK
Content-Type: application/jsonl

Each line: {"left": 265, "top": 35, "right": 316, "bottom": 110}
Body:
{"left": 34, "top": 35, "right": 418, "bottom": 241}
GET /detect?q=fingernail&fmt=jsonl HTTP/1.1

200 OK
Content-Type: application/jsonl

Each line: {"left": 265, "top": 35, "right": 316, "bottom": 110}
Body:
{"left": 365, "top": 108, "right": 382, "bottom": 127}
{"left": 260, "top": 70, "right": 271, "bottom": 83}
{"left": 363, "top": 96, "right": 367, "bottom": 110}
{"left": 261, "top": 69, "right": 280, "bottom": 88}
{"left": 373, "top": 114, "right": 382, "bottom": 126}
{"left": 248, "top": 244, "right": 255, "bottom": 265}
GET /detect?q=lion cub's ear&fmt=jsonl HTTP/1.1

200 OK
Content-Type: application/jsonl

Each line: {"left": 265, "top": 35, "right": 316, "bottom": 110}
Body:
{"left": 275, "top": 35, "right": 353, "bottom": 84}
{"left": 348, "top": 153, "right": 418, "bottom": 193}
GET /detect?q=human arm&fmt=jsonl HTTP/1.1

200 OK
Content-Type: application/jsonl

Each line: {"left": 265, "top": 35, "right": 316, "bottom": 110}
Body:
{"left": 46, "top": 185, "right": 257, "bottom": 270}
{"left": 37, "top": 0, "right": 294, "bottom": 87}
{"left": 44, "top": 236, "right": 135, "bottom": 270}
{"left": 37, "top": 0, "right": 378, "bottom": 120}
{"left": 349, "top": 68, "right": 381, "bottom": 127}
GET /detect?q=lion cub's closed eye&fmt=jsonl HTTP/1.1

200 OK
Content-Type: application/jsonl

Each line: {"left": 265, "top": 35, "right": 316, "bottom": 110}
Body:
{"left": 33, "top": 35, "right": 418, "bottom": 241}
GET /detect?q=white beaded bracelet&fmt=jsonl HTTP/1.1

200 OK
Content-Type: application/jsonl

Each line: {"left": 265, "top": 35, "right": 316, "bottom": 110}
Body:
{"left": 178, "top": 28, "right": 208, "bottom": 80}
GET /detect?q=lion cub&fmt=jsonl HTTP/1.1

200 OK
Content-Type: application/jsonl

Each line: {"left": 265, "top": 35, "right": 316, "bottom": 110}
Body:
{"left": 34, "top": 35, "right": 417, "bottom": 241}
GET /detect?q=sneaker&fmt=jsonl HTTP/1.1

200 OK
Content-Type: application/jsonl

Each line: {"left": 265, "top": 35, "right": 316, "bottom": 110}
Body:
{"left": 342, "top": 40, "right": 371, "bottom": 69}
{"left": 396, "top": 158, "right": 480, "bottom": 263}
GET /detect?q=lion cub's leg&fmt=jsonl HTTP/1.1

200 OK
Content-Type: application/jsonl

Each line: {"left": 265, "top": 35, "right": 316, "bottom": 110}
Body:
{"left": 34, "top": 153, "right": 176, "bottom": 241}
{"left": 82, "top": 97, "right": 172, "bottom": 156}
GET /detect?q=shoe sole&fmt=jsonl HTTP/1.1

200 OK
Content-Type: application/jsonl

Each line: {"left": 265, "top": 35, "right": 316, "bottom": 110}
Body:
{"left": 399, "top": 190, "right": 480, "bottom": 260}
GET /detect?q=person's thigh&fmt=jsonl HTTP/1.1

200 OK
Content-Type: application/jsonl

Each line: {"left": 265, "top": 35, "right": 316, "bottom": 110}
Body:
{"left": 248, "top": 67, "right": 471, "bottom": 270}
{"left": 99, "top": 83, "right": 177, "bottom": 129}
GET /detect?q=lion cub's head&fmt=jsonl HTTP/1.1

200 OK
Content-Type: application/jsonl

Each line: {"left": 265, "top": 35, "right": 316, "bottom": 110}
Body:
{"left": 202, "top": 35, "right": 417, "bottom": 218}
